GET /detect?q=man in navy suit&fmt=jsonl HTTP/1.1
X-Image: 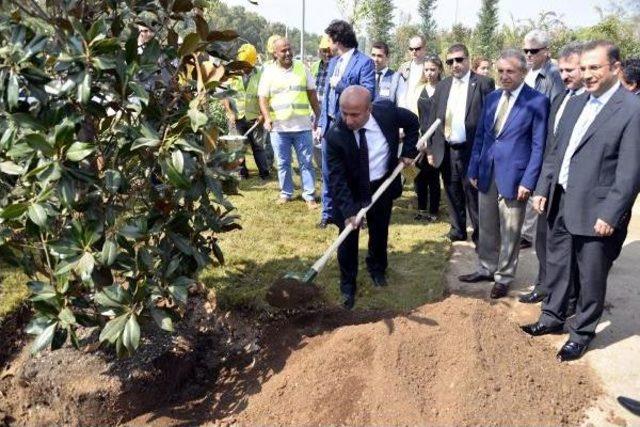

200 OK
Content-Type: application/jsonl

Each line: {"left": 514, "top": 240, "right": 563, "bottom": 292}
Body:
{"left": 315, "top": 20, "right": 376, "bottom": 229}
{"left": 461, "top": 48, "right": 549, "bottom": 299}
{"left": 370, "top": 41, "right": 401, "bottom": 103}
{"left": 325, "top": 86, "right": 419, "bottom": 309}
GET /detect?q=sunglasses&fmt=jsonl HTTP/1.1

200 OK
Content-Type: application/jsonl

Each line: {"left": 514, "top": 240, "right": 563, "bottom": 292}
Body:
{"left": 408, "top": 46, "right": 423, "bottom": 52}
{"left": 523, "top": 47, "right": 546, "bottom": 55}
{"left": 445, "top": 57, "right": 465, "bottom": 65}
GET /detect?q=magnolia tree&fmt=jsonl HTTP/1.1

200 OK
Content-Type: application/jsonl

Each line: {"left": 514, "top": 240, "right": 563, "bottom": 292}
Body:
{"left": 0, "top": 0, "right": 250, "bottom": 355}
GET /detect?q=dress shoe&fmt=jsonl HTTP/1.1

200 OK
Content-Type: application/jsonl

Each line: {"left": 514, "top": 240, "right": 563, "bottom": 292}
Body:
{"left": 521, "top": 322, "right": 563, "bottom": 336}
{"left": 342, "top": 294, "right": 355, "bottom": 310}
{"left": 519, "top": 238, "right": 533, "bottom": 250}
{"left": 447, "top": 231, "right": 467, "bottom": 242}
{"left": 519, "top": 290, "right": 547, "bottom": 304}
{"left": 490, "top": 283, "right": 509, "bottom": 299}
{"left": 458, "top": 271, "right": 493, "bottom": 283}
{"left": 617, "top": 396, "right": 640, "bottom": 416}
{"left": 556, "top": 340, "right": 588, "bottom": 362}
{"left": 371, "top": 274, "right": 388, "bottom": 287}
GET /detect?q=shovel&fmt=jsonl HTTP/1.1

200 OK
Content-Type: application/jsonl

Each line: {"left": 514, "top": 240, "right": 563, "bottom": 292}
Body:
{"left": 266, "top": 119, "right": 442, "bottom": 309}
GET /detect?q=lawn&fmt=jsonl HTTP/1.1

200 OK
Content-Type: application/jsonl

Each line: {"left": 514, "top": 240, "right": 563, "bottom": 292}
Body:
{"left": 0, "top": 266, "right": 28, "bottom": 319}
{"left": 201, "top": 155, "right": 452, "bottom": 313}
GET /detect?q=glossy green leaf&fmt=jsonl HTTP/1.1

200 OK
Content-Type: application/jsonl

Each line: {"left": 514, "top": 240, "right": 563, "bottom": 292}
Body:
{"left": 0, "top": 160, "right": 23, "bottom": 175}
{"left": 66, "top": 141, "right": 95, "bottom": 161}
{"left": 27, "top": 203, "right": 47, "bottom": 227}
{"left": 150, "top": 307, "right": 174, "bottom": 332}
{"left": 122, "top": 314, "right": 140, "bottom": 352}
{"left": 7, "top": 73, "right": 19, "bottom": 109}
{"left": 31, "top": 323, "right": 57, "bottom": 354}
{"left": 99, "top": 313, "right": 128, "bottom": 344}
{"left": 178, "top": 32, "right": 200, "bottom": 57}
{"left": 0, "top": 203, "right": 29, "bottom": 219}
{"left": 104, "top": 169, "right": 122, "bottom": 193}
{"left": 101, "top": 239, "right": 118, "bottom": 266}
{"left": 78, "top": 72, "right": 91, "bottom": 104}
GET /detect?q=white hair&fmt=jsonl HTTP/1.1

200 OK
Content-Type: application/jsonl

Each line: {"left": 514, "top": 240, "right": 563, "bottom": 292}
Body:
{"left": 524, "top": 29, "right": 550, "bottom": 48}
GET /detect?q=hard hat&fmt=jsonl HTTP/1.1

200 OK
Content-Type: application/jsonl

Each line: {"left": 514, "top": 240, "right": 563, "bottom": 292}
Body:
{"left": 237, "top": 43, "right": 258, "bottom": 66}
{"left": 267, "top": 34, "right": 283, "bottom": 54}
{"left": 319, "top": 34, "right": 331, "bottom": 50}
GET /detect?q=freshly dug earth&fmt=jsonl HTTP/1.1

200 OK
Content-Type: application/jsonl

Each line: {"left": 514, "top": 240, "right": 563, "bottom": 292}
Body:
{"left": 225, "top": 296, "right": 600, "bottom": 426}
{"left": 265, "top": 277, "right": 322, "bottom": 309}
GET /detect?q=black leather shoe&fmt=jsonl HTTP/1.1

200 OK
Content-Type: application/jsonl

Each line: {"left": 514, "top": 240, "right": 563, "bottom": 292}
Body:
{"left": 447, "top": 231, "right": 467, "bottom": 242}
{"left": 342, "top": 294, "right": 355, "bottom": 310}
{"left": 519, "top": 238, "right": 532, "bottom": 249}
{"left": 317, "top": 219, "right": 329, "bottom": 229}
{"left": 458, "top": 272, "right": 493, "bottom": 283}
{"left": 519, "top": 290, "right": 547, "bottom": 304}
{"left": 490, "top": 283, "right": 509, "bottom": 299}
{"left": 617, "top": 396, "right": 640, "bottom": 416}
{"left": 371, "top": 274, "right": 388, "bottom": 287}
{"left": 521, "top": 322, "right": 563, "bottom": 336}
{"left": 556, "top": 340, "right": 588, "bottom": 362}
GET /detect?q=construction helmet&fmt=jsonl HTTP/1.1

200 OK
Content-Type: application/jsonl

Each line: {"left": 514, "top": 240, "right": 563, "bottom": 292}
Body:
{"left": 267, "top": 34, "right": 283, "bottom": 55}
{"left": 319, "top": 34, "right": 331, "bottom": 50}
{"left": 237, "top": 43, "right": 258, "bottom": 66}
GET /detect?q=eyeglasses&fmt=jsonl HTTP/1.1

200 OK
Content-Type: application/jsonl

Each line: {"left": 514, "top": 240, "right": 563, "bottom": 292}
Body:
{"left": 445, "top": 57, "right": 465, "bottom": 65}
{"left": 408, "top": 46, "right": 423, "bottom": 52}
{"left": 523, "top": 47, "right": 546, "bottom": 55}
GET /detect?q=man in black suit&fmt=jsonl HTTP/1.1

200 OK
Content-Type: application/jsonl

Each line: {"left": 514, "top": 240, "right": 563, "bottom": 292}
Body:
{"left": 521, "top": 40, "right": 640, "bottom": 361}
{"left": 520, "top": 42, "right": 585, "bottom": 305}
{"left": 426, "top": 43, "right": 495, "bottom": 243}
{"left": 325, "top": 86, "right": 419, "bottom": 309}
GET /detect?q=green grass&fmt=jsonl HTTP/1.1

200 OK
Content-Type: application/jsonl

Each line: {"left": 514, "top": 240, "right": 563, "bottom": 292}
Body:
{"left": 0, "top": 266, "right": 28, "bottom": 319}
{"left": 201, "top": 154, "right": 451, "bottom": 313}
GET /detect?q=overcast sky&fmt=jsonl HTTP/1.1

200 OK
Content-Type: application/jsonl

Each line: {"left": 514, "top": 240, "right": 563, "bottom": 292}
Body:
{"left": 223, "top": 0, "right": 612, "bottom": 34}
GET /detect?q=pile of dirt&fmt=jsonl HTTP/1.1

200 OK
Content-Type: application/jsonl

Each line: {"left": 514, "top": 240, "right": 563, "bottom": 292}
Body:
{"left": 265, "top": 277, "right": 322, "bottom": 309}
{"left": 227, "top": 295, "right": 600, "bottom": 426}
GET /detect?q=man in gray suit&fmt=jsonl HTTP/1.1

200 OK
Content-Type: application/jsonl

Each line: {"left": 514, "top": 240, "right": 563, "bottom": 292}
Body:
{"left": 521, "top": 40, "right": 640, "bottom": 362}
{"left": 520, "top": 29, "right": 565, "bottom": 249}
{"left": 520, "top": 42, "right": 585, "bottom": 305}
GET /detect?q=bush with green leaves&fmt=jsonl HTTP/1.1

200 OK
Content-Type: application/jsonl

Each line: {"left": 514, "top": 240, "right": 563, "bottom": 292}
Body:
{"left": 0, "top": 0, "right": 250, "bottom": 355}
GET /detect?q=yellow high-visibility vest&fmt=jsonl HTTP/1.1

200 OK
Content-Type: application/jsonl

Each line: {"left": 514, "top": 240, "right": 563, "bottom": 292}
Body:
{"left": 265, "top": 61, "right": 311, "bottom": 122}
{"left": 230, "top": 68, "right": 262, "bottom": 121}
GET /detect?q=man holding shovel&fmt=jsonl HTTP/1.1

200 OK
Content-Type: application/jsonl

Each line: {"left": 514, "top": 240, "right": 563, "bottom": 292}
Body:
{"left": 325, "top": 86, "right": 419, "bottom": 309}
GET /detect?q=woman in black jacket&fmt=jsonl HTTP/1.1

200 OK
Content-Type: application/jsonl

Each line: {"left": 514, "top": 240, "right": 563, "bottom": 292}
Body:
{"left": 414, "top": 56, "right": 443, "bottom": 222}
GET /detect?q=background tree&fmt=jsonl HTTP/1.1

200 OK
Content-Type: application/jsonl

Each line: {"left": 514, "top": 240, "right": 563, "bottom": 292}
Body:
{"left": 418, "top": 0, "right": 438, "bottom": 53}
{"left": 365, "top": 0, "right": 394, "bottom": 45}
{"left": 389, "top": 12, "right": 420, "bottom": 69}
{"left": 473, "top": 0, "right": 500, "bottom": 59}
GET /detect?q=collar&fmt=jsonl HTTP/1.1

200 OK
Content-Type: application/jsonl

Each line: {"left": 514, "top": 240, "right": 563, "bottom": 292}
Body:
{"left": 340, "top": 48, "right": 355, "bottom": 61}
{"left": 506, "top": 81, "right": 525, "bottom": 99}
{"left": 590, "top": 81, "right": 620, "bottom": 105}
{"left": 357, "top": 114, "right": 379, "bottom": 133}
{"left": 571, "top": 87, "right": 586, "bottom": 96}
{"left": 378, "top": 67, "right": 388, "bottom": 75}
{"left": 455, "top": 70, "right": 471, "bottom": 84}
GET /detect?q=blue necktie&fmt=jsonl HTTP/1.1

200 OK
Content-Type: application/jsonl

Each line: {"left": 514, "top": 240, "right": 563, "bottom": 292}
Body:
{"left": 358, "top": 128, "right": 371, "bottom": 206}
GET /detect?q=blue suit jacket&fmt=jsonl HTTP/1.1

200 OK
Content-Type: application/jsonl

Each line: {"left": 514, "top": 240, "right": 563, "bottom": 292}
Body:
{"left": 468, "top": 84, "right": 549, "bottom": 200}
{"left": 318, "top": 49, "right": 376, "bottom": 134}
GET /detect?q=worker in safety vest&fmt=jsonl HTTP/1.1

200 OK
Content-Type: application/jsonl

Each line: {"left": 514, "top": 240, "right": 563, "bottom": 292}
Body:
{"left": 258, "top": 38, "right": 321, "bottom": 208}
{"left": 224, "top": 43, "right": 271, "bottom": 179}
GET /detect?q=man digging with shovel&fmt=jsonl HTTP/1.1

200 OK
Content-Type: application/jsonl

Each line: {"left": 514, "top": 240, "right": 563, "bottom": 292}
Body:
{"left": 325, "top": 86, "right": 420, "bottom": 309}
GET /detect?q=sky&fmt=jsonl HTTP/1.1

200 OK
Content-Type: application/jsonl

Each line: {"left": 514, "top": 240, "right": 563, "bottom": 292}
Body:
{"left": 222, "top": 0, "right": 613, "bottom": 34}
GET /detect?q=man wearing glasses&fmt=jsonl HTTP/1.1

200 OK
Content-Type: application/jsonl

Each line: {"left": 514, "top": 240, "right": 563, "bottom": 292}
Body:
{"left": 426, "top": 44, "right": 495, "bottom": 244}
{"left": 520, "top": 30, "right": 565, "bottom": 251}
{"left": 522, "top": 40, "right": 640, "bottom": 362}
{"left": 398, "top": 36, "right": 428, "bottom": 109}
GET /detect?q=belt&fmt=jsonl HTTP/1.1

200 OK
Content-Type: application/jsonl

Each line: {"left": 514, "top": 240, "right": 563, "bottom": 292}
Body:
{"left": 447, "top": 140, "right": 467, "bottom": 149}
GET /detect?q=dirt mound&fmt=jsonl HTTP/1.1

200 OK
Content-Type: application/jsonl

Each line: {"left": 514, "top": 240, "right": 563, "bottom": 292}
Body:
{"left": 265, "top": 277, "right": 322, "bottom": 309}
{"left": 230, "top": 296, "right": 600, "bottom": 426}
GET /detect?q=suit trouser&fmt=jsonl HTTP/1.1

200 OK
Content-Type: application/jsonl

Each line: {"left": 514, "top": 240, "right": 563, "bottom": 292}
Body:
{"left": 441, "top": 143, "right": 479, "bottom": 243}
{"left": 477, "top": 179, "right": 526, "bottom": 286}
{"left": 521, "top": 199, "right": 538, "bottom": 242}
{"left": 532, "top": 210, "right": 548, "bottom": 291}
{"left": 337, "top": 178, "right": 393, "bottom": 297}
{"left": 539, "top": 187, "right": 627, "bottom": 345}
{"left": 236, "top": 118, "right": 271, "bottom": 179}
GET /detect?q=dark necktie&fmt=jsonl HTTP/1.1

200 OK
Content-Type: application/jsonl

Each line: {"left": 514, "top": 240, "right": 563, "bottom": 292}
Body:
{"left": 376, "top": 71, "right": 382, "bottom": 94}
{"left": 358, "top": 128, "right": 371, "bottom": 206}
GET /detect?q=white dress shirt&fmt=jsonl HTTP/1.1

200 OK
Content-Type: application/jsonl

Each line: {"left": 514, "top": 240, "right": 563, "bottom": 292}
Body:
{"left": 493, "top": 81, "right": 525, "bottom": 130}
{"left": 525, "top": 68, "right": 540, "bottom": 88}
{"left": 446, "top": 70, "right": 471, "bottom": 143}
{"left": 354, "top": 115, "right": 390, "bottom": 181}
{"left": 559, "top": 82, "right": 620, "bottom": 189}
{"left": 553, "top": 87, "right": 586, "bottom": 133}
{"left": 335, "top": 48, "right": 355, "bottom": 79}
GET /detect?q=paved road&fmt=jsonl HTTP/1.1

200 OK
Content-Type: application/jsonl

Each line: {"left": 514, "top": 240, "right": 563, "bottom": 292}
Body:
{"left": 445, "top": 199, "right": 640, "bottom": 426}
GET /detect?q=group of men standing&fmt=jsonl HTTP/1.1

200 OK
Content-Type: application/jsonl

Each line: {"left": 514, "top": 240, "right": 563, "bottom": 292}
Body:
{"left": 228, "top": 20, "right": 640, "bottom": 362}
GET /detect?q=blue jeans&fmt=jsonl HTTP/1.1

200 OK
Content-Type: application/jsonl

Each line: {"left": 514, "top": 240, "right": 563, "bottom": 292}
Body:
{"left": 270, "top": 130, "right": 316, "bottom": 201}
{"left": 320, "top": 137, "right": 334, "bottom": 220}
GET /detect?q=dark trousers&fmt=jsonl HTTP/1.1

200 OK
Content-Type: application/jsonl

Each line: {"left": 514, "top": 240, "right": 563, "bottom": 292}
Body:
{"left": 533, "top": 211, "right": 548, "bottom": 291}
{"left": 540, "top": 187, "right": 627, "bottom": 345}
{"left": 441, "top": 143, "right": 479, "bottom": 243}
{"left": 337, "top": 178, "right": 393, "bottom": 297}
{"left": 236, "top": 118, "right": 271, "bottom": 179}
{"left": 414, "top": 161, "right": 441, "bottom": 214}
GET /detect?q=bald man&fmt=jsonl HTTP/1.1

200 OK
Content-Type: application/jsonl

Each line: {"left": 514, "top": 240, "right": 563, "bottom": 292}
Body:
{"left": 325, "top": 86, "right": 419, "bottom": 309}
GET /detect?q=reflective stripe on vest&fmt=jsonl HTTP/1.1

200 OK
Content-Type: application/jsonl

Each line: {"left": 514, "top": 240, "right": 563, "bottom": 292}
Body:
{"left": 266, "top": 61, "right": 311, "bottom": 122}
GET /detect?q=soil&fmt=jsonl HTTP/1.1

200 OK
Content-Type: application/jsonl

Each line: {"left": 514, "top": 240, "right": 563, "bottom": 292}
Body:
{"left": 265, "top": 277, "right": 323, "bottom": 309}
{"left": 1, "top": 295, "right": 601, "bottom": 426}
